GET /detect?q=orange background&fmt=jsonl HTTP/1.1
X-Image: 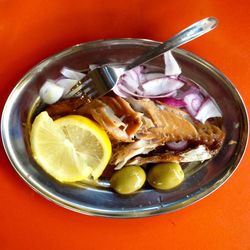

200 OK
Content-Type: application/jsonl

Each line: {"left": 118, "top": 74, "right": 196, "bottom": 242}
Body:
{"left": 0, "top": 1, "right": 249, "bottom": 249}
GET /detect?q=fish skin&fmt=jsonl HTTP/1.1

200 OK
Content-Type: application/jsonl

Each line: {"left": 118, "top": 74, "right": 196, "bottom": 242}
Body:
{"left": 128, "top": 97, "right": 198, "bottom": 141}
{"left": 45, "top": 97, "right": 91, "bottom": 120}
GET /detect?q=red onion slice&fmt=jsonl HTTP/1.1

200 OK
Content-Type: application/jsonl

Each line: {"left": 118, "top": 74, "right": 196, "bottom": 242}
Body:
{"left": 195, "top": 98, "right": 222, "bottom": 123}
{"left": 111, "top": 50, "right": 184, "bottom": 99}
{"left": 116, "top": 82, "right": 177, "bottom": 98}
{"left": 177, "top": 85, "right": 201, "bottom": 99}
{"left": 112, "top": 84, "right": 130, "bottom": 98}
{"left": 130, "top": 65, "right": 146, "bottom": 84}
{"left": 183, "top": 93, "right": 203, "bottom": 116}
{"left": 117, "top": 84, "right": 145, "bottom": 97}
{"left": 143, "top": 73, "right": 165, "bottom": 82}
{"left": 143, "top": 77, "right": 184, "bottom": 96}
{"left": 164, "top": 51, "right": 182, "bottom": 76}
{"left": 158, "top": 97, "right": 186, "bottom": 108}
{"left": 120, "top": 71, "right": 141, "bottom": 93}
{"left": 166, "top": 141, "right": 188, "bottom": 151}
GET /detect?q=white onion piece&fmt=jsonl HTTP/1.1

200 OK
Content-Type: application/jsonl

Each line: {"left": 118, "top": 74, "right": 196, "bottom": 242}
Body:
{"left": 183, "top": 93, "right": 203, "bottom": 116}
{"left": 167, "top": 141, "right": 188, "bottom": 151}
{"left": 39, "top": 80, "right": 64, "bottom": 104}
{"left": 55, "top": 78, "right": 78, "bottom": 96}
{"left": 143, "top": 77, "right": 184, "bottom": 96}
{"left": 60, "top": 67, "right": 85, "bottom": 80}
{"left": 164, "top": 51, "right": 182, "bottom": 76}
{"left": 195, "top": 98, "right": 222, "bottom": 123}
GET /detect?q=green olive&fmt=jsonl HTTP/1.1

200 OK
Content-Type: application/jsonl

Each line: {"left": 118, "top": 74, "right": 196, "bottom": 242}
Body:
{"left": 110, "top": 166, "right": 146, "bottom": 194}
{"left": 147, "top": 163, "right": 184, "bottom": 190}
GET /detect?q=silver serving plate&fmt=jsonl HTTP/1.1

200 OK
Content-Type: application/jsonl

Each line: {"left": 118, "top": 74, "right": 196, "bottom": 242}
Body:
{"left": 1, "top": 39, "right": 248, "bottom": 218}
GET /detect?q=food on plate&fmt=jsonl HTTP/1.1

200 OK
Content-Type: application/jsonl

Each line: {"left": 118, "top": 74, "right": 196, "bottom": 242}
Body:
{"left": 31, "top": 50, "right": 225, "bottom": 194}
{"left": 110, "top": 165, "right": 146, "bottom": 194}
{"left": 46, "top": 96, "right": 224, "bottom": 170}
{"left": 147, "top": 163, "right": 184, "bottom": 190}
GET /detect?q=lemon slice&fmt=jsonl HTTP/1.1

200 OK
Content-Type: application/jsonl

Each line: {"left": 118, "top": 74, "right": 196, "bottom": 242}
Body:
{"left": 30, "top": 111, "right": 112, "bottom": 182}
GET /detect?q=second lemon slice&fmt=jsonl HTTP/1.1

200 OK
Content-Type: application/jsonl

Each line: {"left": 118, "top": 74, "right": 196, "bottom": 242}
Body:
{"left": 30, "top": 111, "right": 112, "bottom": 182}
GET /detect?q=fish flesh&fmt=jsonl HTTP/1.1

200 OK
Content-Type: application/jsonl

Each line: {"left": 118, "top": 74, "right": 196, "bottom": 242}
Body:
{"left": 46, "top": 96, "right": 143, "bottom": 142}
{"left": 109, "top": 97, "right": 224, "bottom": 168}
{"left": 128, "top": 145, "right": 212, "bottom": 165}
{"left": 45, "top": 96, "right": 225, "bottom": 169}
{"left": 110, "top": 139, "right": 166, "bottom": 170}
{"left": 77, "top": 96, "right": 143, "bottom": 142}
{"left": 128, "top": 98, "right": 198, "bottom": 141}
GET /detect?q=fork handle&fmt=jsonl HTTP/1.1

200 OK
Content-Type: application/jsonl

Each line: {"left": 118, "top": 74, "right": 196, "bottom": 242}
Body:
{"left": 125, "top": 17, "right": 218, "bottom": 70}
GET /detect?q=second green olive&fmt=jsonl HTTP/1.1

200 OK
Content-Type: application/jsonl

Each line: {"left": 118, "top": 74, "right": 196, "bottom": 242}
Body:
{"left": 147, "top": 162, "right": 184, "bottom": 190}
{"left": 110, "top": 165, "right": 146, "bottom": 194}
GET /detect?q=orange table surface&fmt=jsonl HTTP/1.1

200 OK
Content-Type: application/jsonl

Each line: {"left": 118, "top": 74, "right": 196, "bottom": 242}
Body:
{"left": 0, "top": 1, "right": 249, "bottom": 249}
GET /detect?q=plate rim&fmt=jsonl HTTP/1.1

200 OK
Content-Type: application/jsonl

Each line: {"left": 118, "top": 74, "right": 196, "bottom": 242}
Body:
{"left": 1, "top": 38, "right": 249, "bottom": 218}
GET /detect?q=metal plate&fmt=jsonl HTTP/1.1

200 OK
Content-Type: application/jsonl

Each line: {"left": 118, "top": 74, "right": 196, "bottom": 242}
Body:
{"left": 1, "top": 39, "right": 248, "bottom": 218}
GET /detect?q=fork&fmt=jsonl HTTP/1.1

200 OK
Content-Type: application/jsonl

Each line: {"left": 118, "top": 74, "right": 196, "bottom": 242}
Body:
{"left": 66, "top": 17, "right": 217, "bottom": 99}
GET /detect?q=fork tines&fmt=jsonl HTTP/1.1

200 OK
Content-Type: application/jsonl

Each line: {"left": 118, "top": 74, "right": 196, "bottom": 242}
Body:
{"left": 66, "top": 75, "right": 97, "bottom": 98}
